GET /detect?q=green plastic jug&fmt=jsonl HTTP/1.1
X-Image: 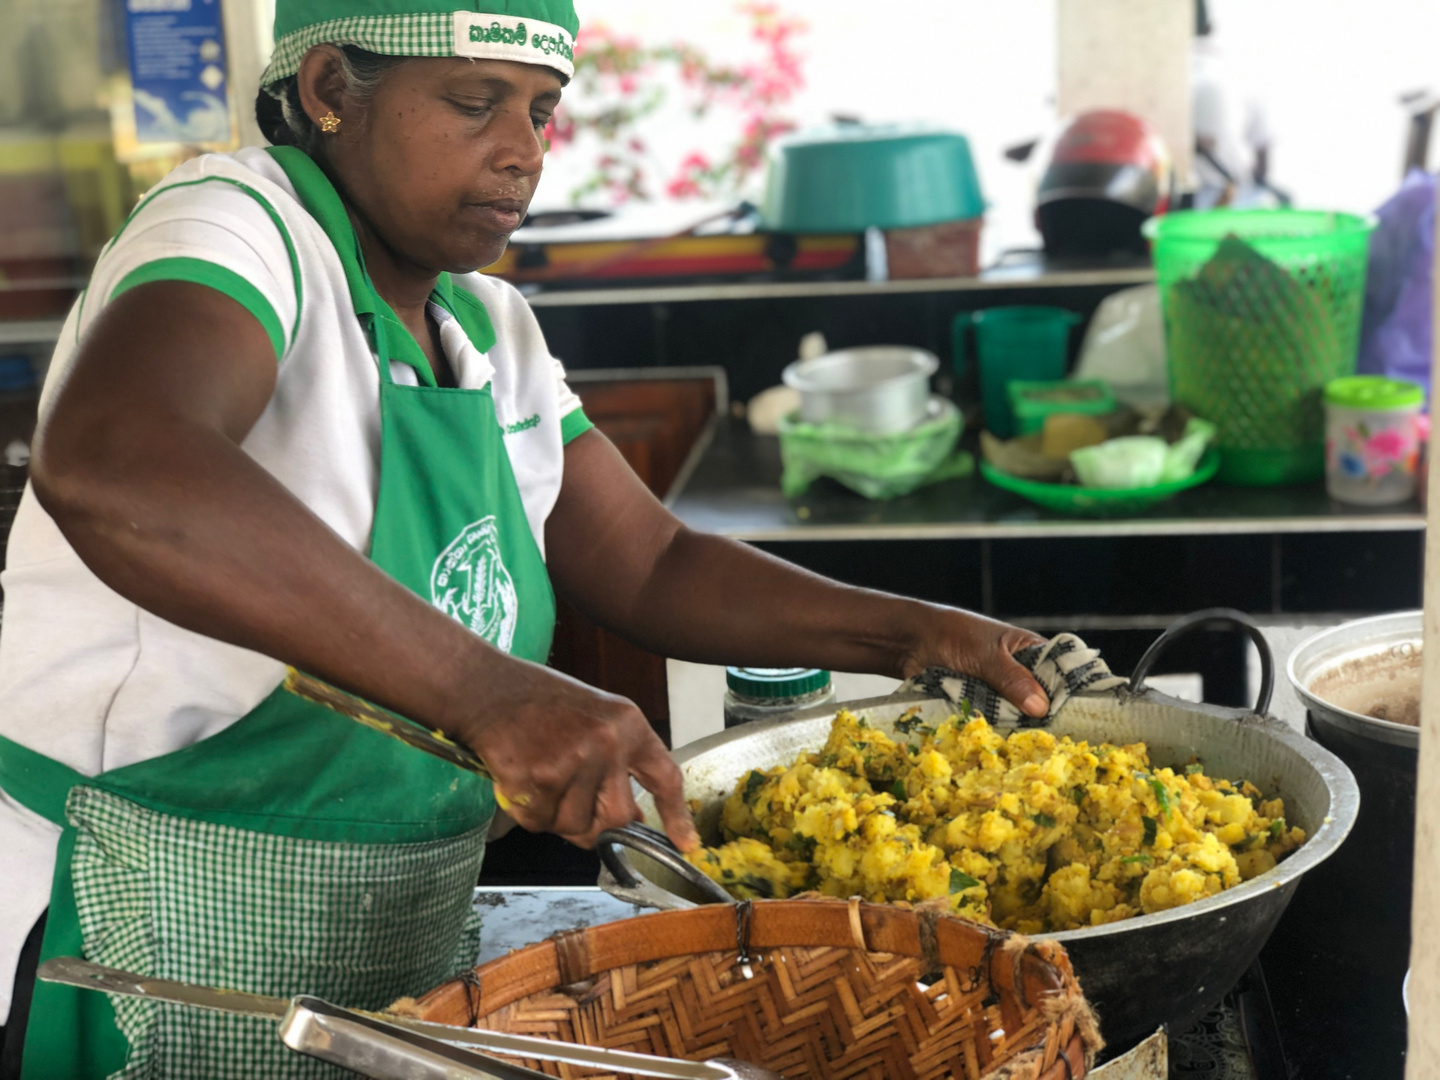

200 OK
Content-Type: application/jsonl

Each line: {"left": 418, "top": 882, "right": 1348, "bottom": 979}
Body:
{"left": 954, "top": 306, "right": 1081, "bottom": 438}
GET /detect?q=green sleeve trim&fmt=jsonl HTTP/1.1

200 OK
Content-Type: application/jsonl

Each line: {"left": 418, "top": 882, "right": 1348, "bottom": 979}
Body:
{"left": 111, "top": 258, "right": 287, "bottom": 361}
{"left": 82, "top": 176, "right": 302, "bottom": 348}
{"left": 561, "top": 405, "right": 593, "bottom": 445}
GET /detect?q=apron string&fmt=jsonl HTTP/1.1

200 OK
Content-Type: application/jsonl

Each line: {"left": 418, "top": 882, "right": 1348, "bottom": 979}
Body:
{"left": 0, "top": 733, "right": 87, "bottom": 827}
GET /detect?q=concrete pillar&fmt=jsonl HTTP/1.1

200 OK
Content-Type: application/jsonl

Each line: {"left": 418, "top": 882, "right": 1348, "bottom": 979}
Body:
{"left": 1056, "top": 0, "right": 1194, "bottom": 186}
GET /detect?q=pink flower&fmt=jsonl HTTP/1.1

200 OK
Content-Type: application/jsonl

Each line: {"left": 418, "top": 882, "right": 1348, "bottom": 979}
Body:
{"left": 552, "top": 0, "right": 807, "bottom": 208}
{"left": 1365, "top": 428, "right": 1409, "bottom": 462}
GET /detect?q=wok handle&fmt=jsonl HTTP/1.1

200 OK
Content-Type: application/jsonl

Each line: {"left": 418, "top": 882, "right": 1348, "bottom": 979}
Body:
{"left": 596, "top": 822, "right": 735, "bottom": 906}
{"left": 1129, "top": 608, "right": 1274, "bottom": 716}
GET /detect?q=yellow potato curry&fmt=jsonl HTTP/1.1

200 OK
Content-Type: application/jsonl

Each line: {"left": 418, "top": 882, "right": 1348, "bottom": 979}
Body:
{"left": 688, "top": 709, "right": 1306, "bottom": 933}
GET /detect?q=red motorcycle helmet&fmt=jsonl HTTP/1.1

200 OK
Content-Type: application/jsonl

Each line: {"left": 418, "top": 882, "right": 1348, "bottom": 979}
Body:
{"left": 1036, "top": 110, "right": 1172, "bottom": 257}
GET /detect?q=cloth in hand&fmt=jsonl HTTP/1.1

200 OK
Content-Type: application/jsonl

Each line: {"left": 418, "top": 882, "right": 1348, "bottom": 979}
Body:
{"left": 894, "top": 632, "right": 1127, "bottom": 727}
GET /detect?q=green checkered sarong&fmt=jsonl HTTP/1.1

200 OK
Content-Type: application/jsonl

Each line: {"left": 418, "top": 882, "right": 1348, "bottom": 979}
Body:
{"left": 68, "top": 786, "right": 487, "bottom": 1079}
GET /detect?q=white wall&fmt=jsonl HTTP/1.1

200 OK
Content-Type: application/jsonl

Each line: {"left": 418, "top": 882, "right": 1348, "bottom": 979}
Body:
{"left": 1203, "top": 0, "right": 1440, "bottom": 214}
{"left": 550, "top": 0, "right": 1440, "bottom": 255}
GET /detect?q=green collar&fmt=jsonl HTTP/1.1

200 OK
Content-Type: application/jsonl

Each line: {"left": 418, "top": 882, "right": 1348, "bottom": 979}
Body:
{"left": 266, "top": 147, "right": 497, "bottom": 386}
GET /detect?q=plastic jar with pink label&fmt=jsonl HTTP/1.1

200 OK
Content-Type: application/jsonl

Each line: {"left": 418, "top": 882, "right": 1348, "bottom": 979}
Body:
{"left": 1324, "top": 376, "right": 1427, "bottom": 506}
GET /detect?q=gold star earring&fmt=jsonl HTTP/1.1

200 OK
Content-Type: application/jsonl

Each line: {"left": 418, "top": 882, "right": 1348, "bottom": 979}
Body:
{"left": 318, "top": 111, "right": 341, "bottom": 133}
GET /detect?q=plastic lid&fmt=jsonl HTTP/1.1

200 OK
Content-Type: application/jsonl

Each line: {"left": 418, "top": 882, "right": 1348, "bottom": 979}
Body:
{"left": 0, "top": 357, "right": 36, "bottom": 392}
{"left": 1324, "top": 375, "right": 1424, "bottom": 411}
{"left": 725, "top": 667, "right": 831, "bottom": 699}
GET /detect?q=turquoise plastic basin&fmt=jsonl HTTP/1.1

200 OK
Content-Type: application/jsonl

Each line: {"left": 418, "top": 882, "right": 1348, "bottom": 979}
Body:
{"left": 762, "top": 124, "right": 985, "bottom": 233}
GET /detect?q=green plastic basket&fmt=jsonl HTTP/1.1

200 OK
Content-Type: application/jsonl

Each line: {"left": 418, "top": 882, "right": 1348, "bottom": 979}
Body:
{"left": 981, "top": 450, "right": 1220, "bottom": 517}
{"left": 1143, "top": 210, "right": 1375, "bottom": 486}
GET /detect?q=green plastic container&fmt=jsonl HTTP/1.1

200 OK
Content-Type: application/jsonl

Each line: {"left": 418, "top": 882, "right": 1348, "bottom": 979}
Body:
{"left": 981, "top": 450, "right": 1220, "bottom": 517}
{"left": 954, "top": 307, "right": 1082, "bottom": 438}
{"left": 1143, "top": 209, "right": 1375, "bottom": 486}
{"left": 762, "top": 124, "right": 985, "bottom": 233}
{"left": 1008, "top": 379, "right": 1117, "bottom": 436}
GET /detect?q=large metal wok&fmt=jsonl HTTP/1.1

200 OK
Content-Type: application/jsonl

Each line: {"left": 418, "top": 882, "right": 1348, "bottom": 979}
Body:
{"left": 602, "top": 613, "right": 1360, "bottom": 1047}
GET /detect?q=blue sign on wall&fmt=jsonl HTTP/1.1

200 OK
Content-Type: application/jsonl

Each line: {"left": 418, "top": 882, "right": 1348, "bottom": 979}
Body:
{"left": 124, "top": 0, "right": 232, "bottom": 144}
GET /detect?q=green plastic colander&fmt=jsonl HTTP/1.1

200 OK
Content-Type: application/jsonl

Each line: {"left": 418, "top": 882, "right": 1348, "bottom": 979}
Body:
{"left": 981, "top": 450, "right": 1220, "bottom": 517}
{"left": 1143, "top": 210, "right": 1375, "bottom": 486}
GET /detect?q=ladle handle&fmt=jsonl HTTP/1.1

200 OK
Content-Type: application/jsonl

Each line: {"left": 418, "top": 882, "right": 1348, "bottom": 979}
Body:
{"left": 1130, "top": 608, "right": 1274, "bottom": 716}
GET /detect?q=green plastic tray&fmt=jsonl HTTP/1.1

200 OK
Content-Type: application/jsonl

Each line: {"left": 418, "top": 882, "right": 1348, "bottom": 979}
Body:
{"left": 981, "top": 450, "right": 1220, "bottom": 516}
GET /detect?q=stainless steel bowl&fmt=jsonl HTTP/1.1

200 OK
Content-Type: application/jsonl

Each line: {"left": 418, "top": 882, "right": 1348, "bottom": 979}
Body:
{"left": 611, "top": 689, "right": 1358, "bottom": 1047}
{"left": 1285, "top": 613, "right": 1418, "bottom": 1012}
{"left": 1288, "top": 611, "right": 1422, "bottom": 749}
{"left": 782, "top": 347, "right": 938, "bottom": 434}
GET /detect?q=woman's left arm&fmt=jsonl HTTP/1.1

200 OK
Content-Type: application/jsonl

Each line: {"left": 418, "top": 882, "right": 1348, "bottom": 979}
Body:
{"left": 545, "top": 430, "right": 1049, "bottom": 717}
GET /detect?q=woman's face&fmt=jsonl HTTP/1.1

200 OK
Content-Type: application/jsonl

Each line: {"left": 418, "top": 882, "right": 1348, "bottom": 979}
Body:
{"left": 302, "top": 51, "right": 563, "bottom": 274}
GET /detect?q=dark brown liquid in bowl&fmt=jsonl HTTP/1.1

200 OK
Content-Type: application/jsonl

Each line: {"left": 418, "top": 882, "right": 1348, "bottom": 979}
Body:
{"left": 1308, "top": 645, "right": 1422, "bottom": 727}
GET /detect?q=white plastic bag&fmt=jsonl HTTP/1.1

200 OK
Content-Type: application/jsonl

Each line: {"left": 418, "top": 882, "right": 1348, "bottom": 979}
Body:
{"left": 1074, "top": 284, "right": 1169, "bottom": 409}
{"left": 1070, "top": 436, "right": 1168, "bottom": 489}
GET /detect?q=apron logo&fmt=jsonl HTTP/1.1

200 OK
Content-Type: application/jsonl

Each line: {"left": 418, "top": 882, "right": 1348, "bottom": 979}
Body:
{"left": 431, "top": 516, "right": 518, "bottom": 652}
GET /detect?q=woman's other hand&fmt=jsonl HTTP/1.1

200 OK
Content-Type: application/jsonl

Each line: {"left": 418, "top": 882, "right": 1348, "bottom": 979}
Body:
{"left": 902, "top": 610, "right": 1050, "bottom": 719}
{"left": 449, "top": 661, "right": 699, "bottom": 853}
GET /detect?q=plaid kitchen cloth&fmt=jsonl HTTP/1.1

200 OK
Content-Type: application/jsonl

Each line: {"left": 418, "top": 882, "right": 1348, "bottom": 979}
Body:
{"left": 895, "top": 633, "right": 1128, "bottom": 727}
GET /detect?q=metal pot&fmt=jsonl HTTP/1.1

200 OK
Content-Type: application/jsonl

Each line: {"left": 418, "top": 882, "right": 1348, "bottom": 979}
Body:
{"left": 782, "top": 347, "right": 938, "bottom": 434}
{"left": 1288, "top": 611, "right": 1421, "bottom": 750}
{"left": 602, "top": 615, "right": 1359, "bottom": 1048}
{"left": 1286, "top": 615, "right": 1418, "bottom": 913}
{"left": 1284, "top": 613, "right": 1419, "bottom": 1036}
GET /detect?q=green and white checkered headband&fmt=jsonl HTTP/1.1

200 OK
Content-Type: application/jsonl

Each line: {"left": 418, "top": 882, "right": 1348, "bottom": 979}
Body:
{"left": 260, "top": 0, "right": 579, "bottom": 87}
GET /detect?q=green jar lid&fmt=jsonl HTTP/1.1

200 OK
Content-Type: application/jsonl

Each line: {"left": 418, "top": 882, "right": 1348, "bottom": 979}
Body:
{"left": 725, "top": 667, "right": 831, "bottom": 699}
{"left": 1324, "top": 375, "right": 1424, "bottom": 411}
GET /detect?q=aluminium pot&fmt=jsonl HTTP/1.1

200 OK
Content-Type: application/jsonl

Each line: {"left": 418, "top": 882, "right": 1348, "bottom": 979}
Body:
{"left": 1289, "top": 611, "right": 1421, "bottom": 751}
{"left": 601, "top": 613, "right": 1359, "bottom": 1048}
{"left": 1285, "top": 613, "right": 1419, "bottom": 1017}
{"left": 782, "top": 347, "right": 938, "bottom": 435}
{"left": 1287, "top": 614, "right": 1418, "bottom": 915}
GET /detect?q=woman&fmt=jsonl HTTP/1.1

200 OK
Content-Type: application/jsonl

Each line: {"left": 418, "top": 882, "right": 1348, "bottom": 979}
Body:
{"left": 0, "top": 1, "right": 1048, "bottom": 1075}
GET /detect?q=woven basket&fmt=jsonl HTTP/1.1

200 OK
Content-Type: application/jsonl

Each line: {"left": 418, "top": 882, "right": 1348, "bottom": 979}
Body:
{"left": 406, "top": 898, "right": 1101, "bottom": 1080}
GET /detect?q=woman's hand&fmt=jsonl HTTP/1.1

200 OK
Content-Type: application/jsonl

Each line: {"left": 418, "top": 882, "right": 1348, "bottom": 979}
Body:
{"left": 900, "top": 609, "right": 1050, "bottom": 719}
{"left": 447, "top": 658, "right": 699, "bottom": 853}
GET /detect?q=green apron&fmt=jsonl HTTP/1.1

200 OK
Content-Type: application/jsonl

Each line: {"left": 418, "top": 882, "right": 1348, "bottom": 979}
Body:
{"left": 0, "top": 145, "right": 556, "bottom": 1079}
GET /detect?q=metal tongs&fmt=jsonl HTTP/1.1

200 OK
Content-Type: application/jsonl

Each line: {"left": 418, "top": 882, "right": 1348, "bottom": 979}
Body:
{"left": 596, "top": 821, "right": 735, "bottom": 909}
{"left": 40, "top": 958, "right": 780, "bottom": 1080}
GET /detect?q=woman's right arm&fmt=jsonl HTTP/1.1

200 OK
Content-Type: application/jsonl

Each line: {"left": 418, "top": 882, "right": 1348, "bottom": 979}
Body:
{"left": 32, "top": 281, "right": 694, "bottom": 850}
